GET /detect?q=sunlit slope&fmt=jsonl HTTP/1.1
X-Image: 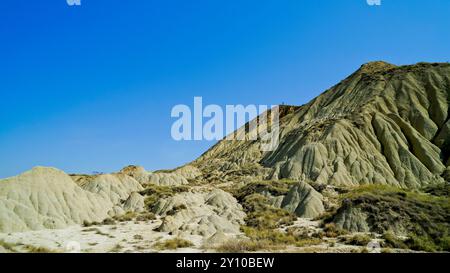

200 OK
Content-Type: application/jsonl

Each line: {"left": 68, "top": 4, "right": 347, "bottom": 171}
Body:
{"left": 194, "top": 62, "right": 450, "bottom": 188}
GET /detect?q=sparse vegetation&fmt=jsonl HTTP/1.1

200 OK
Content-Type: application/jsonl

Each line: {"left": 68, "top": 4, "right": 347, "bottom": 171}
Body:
{"left": 86, "top": 228, "right": 110, "bottom": 236}
{"left": 327, "top": 184, "right": 450, "bottom": 252}
{"left": 342, "top": 234, "right": 372, "bottom": 246}
{"left": 113, "top": 211, "right": 137, "bottom": 222}
{"left": 221, "top": 180, "right": 326, "bottom": 251}
{"left": 422, "top": 183, "right": 450, "bottom": 197}
{"left": 238, "top": 193, "right": 296, "bottom": 229}
{"left": 381, "top": 231, "right": 407, "bottom": 249}
{"left": 166, "top": 204, "right": 188, "bottom": 216}
{"left": 153, "top": 238, "right": 194, "bottom": 250}
{"left": 26, "top": 246, "right": 56, "bottom": 253}
{"left": 101, "top": 218, "right": 116, "bottom": 225}
{"left": 241, "top": 226, "right": 322, "bottom": 249}
{"left": 215, "top": 239, "right": 281, "bottom": 253}
{"left": 322, "top": 223, "right": 348, "bottom": 238}
{"left": 135, "top": 212, "right": 156, "bottom": 221}
{"left": 82, "top": 220, "right": 100, "bottom": 227}
{"left": 109, "top": 243, "right": 123, "bottom": 253}
{"left": 141, "top": 184, "right": 189, "bottom": 210}
{"left": 0, "top": 240, "right": 16, "bottom": 252}
{"left": 406, "top": 234, "right": 438, "bottom": 252}
{"left": 231, "top": 180, "right": 297, "bottom": 201}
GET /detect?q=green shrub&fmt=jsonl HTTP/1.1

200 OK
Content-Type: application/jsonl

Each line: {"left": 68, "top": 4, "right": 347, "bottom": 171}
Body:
{"left": 241, "top": 194, "right": 296, "bottom": 229}
{"left": 23, "top": 245, "right": 57, "bottom": 253}
{"left": 0, "top": 240, "right": 16, "bottom": 252}
{"left": 101, "top": 218, "right": 116, "bottom": 225}
{"left": 166, "top": 204, "right": 188, "bottom": 216}
{"left": 438, "top": 236, "right": 450, "bottom": 251}
{"left": 141, "top": 185, "right": 189, "bottom": 210}
{"left": 109, "top": 244, "right": 123, "bottom": 253}
{"left": 153, "top": 238, "right": 194, "bottom": 250}
{"left": 232, "top": 180, "right": 296, "bottom": 201}
{"left": 422, "top": 183, "right": 450, "bottom": 197}
{"left": 322, "top": 223, "right": 347, "bottom": 238}
{"left": 329, "top": 184, "right": 450, "bottom": 252}
{"left": 242, "top": 226, "right": 296, "bottom": 245}
{"left": 294, "top": 238, "right": 323, "bottom": 247}
{"left": 381, "top": 231, "right": 407, "bottom": 249}
{"left": 406, "top": 234, "right": 437, "bottom": 252}
{"left": 343, "top": 234, "right": 372, "bottom": 246}
{"left": 113, "top": 211, "right": 137, "bottom": 222}
{"left": 82, "top": 220, "right": 100, "bottom": 227}
{"left": 135, "top": 212, "right": 156, "bottom": 221}
{"left": 215, "top": 239, "right": 280, "bottom": 253}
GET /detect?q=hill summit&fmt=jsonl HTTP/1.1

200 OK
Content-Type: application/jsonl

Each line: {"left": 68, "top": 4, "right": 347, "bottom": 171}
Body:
{"left": 193, "top": 62, "right": 450, "bottom": 188}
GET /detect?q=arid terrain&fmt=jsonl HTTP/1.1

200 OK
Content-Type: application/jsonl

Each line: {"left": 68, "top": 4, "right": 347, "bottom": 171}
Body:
{"left": 1, "top": 62, "right": 449, "bottom": 253}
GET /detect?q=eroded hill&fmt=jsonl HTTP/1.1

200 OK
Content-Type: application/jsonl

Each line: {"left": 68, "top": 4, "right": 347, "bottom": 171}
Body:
{"left": 1, "top": 62, "right": 449, "bottom": 253}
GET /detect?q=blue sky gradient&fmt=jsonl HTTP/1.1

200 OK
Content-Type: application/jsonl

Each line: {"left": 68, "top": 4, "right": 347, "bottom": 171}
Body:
{"left": 0, "top": 0, "right": 449, "bottom": 177}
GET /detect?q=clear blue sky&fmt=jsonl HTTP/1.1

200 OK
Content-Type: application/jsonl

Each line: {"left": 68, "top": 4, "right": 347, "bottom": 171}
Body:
{"left": 0, "top": 0, "right": 449, "bottom": 178}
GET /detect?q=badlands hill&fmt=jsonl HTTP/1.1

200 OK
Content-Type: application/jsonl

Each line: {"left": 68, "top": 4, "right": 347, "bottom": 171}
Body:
{"left": 0, "top": 61, "right": 449, "bottom": 253}
{"left": 193, "top": 61, "right": 450, "bottom": 188}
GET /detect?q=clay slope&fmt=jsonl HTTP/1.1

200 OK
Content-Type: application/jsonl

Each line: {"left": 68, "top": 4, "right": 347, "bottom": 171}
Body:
{"left": 0, "top": 167, "right": 113, "bottom": 233}
{"left": 194, "top": 62, "right": 450, "bottom": 188}
{"left": 0, "top": 167, "right": 150, "bottom": 233}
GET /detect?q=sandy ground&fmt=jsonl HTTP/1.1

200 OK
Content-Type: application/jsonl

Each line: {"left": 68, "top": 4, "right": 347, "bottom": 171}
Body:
{"left": 0, "top": 219, "right": 204, "bottom": 253}
{"left": 0, "top": 218, "right": 409, "bottom": 253}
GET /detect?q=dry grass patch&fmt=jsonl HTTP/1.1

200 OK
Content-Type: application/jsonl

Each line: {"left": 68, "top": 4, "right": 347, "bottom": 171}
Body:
{"left": 215, "top": 239, "right": 281, "bottom": 253}
{"left": 153, "top": 238, "right": 194, "bottom": 250}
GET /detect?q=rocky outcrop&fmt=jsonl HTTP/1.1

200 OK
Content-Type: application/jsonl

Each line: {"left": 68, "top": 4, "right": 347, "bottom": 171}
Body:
{"left": 75, "top": 173, "right": 144, "bottom": 205}
{"left": 194, "top": 62, "right": 450, "bottom": 189}
{"left": 123, "top": 192, "right": 145, "bottom": 213}
{"left": 153, "top": 189, "right": 246, "bottom": 237}
{"left": 278, "top": 182, "right": 324, "bottom": 218}
{"left": 333, "top": 206, "right": 370, "bottom": 233}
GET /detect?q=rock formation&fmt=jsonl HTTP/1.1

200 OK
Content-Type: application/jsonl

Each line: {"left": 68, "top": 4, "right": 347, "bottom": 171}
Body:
{"left": 278, "top": 182, "right": 325, "bottom": 218}
{"left": 193, "top": 62, "right": 450, "bottom": 189}
{"left": 153, "top": 189, "right": 246, "bottom": 237}
{"left": 0, "top": 167, "right": 113, "bottom": 233}
{"left": 0, "top": 62, "right": 448, "bottom": 252}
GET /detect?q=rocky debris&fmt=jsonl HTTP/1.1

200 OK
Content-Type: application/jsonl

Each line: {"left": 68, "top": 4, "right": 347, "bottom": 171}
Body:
{"left": 0, "top": 167, "right": 114, "bottom": 233}
{"left": 153, "top": 189, "right": 246, "bottom": 237}
{"left": 278, "top": 182, "right": 325, "bottom": 218}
